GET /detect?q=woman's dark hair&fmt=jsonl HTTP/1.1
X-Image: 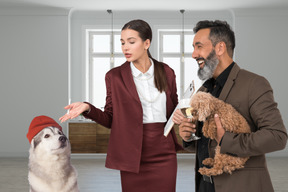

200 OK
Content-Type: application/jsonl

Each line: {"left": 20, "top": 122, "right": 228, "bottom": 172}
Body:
{"left": 193, "top": 20, "right": 235, "bottom": 58}
{"left": 122, "top": 19, "right": 167, "bottom": 92}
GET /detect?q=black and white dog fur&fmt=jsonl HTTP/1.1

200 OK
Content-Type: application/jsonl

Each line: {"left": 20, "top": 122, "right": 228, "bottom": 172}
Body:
{"left": 28, "top": 127, "right": 79, "bottom": 192}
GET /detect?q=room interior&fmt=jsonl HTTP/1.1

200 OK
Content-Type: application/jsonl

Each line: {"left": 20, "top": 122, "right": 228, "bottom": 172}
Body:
{"left": 0, "top": 0, "right": 287, "bottom": 191}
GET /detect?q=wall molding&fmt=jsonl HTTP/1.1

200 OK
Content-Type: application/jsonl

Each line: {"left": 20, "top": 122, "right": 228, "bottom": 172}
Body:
{"left": 0, "top": 6, "right": 70, "bottom": 16}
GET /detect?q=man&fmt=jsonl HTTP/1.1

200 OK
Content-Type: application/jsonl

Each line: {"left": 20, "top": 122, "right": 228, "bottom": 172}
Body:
{"left": 173, "top": 20, "right": 287, "bottom": 192}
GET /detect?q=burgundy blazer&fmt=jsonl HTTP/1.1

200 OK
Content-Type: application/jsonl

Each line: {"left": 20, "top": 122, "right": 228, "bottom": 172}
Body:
{"left": 83, "top": 59, "right": 182, "bottom": 173}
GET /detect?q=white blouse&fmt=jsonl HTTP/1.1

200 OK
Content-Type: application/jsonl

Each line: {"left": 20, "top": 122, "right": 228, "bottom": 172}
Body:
{"left": 131, "top": 60, "right": 167, "bottom": 123}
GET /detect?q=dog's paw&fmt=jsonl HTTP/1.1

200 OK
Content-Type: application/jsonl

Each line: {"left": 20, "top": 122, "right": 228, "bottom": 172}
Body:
{"left": 198, "top": 167, "right": 208, "bottom": 176}
{"left": 202, "top": 158, "right": 214, "bottom": 166}
{"left": 223, "top": 164, "right": 244, "bottom": 174}
{"left": 199, "top": 167, "right": 224, "bottom": 176}
{"left": 223, "top": 166, "right": 233, "bottom": 174}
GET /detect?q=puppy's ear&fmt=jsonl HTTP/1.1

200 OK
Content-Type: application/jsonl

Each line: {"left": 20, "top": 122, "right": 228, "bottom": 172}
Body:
{"left": 198, "top": 98, "right": 211, "bottom": 122}
{"left": 198, "top": 107, "right": 209, "bottom": 122}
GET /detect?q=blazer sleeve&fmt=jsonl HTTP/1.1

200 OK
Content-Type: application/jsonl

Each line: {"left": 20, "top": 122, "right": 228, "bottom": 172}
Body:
{"left": 162, "top": 63, "right": 178, "bottom": 109}
{"left": 221, "top": 75, "right": 287, "bottom": 157}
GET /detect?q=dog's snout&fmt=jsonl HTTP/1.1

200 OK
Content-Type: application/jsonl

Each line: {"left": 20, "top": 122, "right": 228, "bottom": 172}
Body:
{"left": 59, "top": 136, "right": 67, "bottom": 143}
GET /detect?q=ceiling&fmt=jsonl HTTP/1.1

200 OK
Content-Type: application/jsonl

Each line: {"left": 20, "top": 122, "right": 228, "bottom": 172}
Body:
{"left": 1, "top": 0, "right": 288, "bottom": 11}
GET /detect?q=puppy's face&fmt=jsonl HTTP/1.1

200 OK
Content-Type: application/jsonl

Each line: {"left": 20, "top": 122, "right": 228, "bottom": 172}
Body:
{"left": 31, "top": 127, "right": 70, "bottom": 156}
{"left": 190, "top": 92, "right": 214, "bottom": 122}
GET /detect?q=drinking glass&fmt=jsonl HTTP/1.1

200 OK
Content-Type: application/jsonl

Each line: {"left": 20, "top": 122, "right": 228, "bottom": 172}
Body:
{"left": 178, "top": 98, "right": 201, "bottom": 141}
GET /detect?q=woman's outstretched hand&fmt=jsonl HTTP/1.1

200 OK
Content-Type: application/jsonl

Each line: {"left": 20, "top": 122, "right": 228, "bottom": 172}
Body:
{"left": 59, "top": 102, "right": 90, "bottom": 123}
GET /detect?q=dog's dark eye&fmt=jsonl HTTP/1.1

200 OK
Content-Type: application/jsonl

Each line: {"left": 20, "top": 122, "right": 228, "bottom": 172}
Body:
{"left": 58, "top": 131, "right": 62, "bottom": 135}
{"left": 192, "top": 110, "right": 197, "bottom": 116}
{"left": 44, "top": 134, "right": 50, "bottom": 138}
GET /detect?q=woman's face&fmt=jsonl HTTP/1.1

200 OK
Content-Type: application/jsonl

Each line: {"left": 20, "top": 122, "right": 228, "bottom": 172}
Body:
{"left": 120, "top": 29, "right": 150, "bottom": 63}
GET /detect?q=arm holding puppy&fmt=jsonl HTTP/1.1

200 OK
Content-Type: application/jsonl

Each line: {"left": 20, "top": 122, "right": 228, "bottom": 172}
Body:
{"left": 214, "top": 114, "right": 225, "bottom": 144}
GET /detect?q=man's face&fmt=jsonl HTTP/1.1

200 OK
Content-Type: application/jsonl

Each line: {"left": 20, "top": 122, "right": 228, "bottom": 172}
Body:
{"left": 192, "top": 28, "right": 219, "bottom": 80}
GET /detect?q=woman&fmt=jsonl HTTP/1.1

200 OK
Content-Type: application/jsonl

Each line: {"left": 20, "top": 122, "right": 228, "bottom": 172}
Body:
{"left": 60, "top": 19, "right": 182, "bottom": 192}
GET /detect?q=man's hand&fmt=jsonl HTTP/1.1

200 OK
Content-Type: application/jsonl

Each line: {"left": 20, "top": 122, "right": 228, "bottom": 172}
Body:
{"left": 179, "top": 117, "right": 197, "bottom": 142}
{"left": 214, "top": 114, "right": 225, "bottom": 144}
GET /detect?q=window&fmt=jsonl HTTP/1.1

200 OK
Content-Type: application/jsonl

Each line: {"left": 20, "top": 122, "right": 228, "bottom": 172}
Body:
{"left": 159, "top": 30, "right": 202, "bottom": 98}
{"left": 85, "top": 29, "right": 202, "bottom": 109}
{"left": 86, "top": 29, "right": 126, "bottom": 109}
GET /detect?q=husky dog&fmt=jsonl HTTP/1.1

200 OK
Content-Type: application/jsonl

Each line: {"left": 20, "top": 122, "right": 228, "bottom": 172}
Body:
{"left": 28, "top": 126, "right": 79, "bottom": 192}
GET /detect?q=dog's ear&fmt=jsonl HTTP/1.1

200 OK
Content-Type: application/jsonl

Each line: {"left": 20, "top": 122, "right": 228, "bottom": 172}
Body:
{"left": 31, "top": 138, "right": 35, "bottom": 148}
{"left": 32, "top": 138, "right": 40, "bottom": 149}
{"left": 32, "top": 133, "right": 42, "bottom": 149}
{"left": 198, "top": 106, "right": 210, "bottom": 122}
{"left": 197, "top": 93, "right": 212, "bottom": 121}
{"left": 30, "top": 138, "right": 40, "bottom": 150}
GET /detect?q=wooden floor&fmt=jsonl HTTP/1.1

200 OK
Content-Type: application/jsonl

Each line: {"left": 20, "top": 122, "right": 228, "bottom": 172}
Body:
{"left": 1, "top": 155, "right": 287, "bottom": 192}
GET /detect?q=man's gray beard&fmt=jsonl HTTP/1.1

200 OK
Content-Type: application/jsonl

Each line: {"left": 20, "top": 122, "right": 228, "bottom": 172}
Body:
{"left": 197, "top": 50, "right": 219, "bottom": 81}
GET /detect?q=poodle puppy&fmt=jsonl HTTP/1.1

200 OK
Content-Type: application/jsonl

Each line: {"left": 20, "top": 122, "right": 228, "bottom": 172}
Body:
{"left": 190, "top": 92, "right": 251, "bottom": 176}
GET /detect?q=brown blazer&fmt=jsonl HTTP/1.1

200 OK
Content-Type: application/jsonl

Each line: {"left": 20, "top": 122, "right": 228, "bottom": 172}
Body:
{"left": 186, "top": 63, "right": 287, "bottom": 192}
{"left": 83, "top": 59, "right": 182, "bottom": 173}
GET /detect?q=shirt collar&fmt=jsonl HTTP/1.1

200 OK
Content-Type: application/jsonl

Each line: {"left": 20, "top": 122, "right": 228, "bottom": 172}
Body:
{"left": 131, "top": 59, "right": 154, "bottom": 78}
{"left": 216, "top": 62, "right": 235, "bottom": 87}
{"left": 203, "top": 62, "right": 235, "bottom": 89}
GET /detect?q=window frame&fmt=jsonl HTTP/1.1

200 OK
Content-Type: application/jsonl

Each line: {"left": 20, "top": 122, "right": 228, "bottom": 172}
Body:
{"left": 85, "top": 29, "right": 124, "bottom": 108}
{"left": 158, "top": 29, "right": 200, "bottom": 98}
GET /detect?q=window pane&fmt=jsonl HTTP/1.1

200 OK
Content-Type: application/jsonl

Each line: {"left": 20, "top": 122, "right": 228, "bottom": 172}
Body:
{"left": 163, "top": 35, "right": 180, "bottom": 53}
{"left": 91, "top": 57, "right": 110, "bottom": 108}
{"left": 163, "top": 57, "right": 181, "bottom": 97}
{"left": 184, "top": 34, "right": 194, "bottom": 53}
{"left": 92, "top": 35, "right": 110, "bottom": 53}
{"left": 114, "top": 57, "right": 126, "bottom": 68}
{"left": 114, "top": 34, "right": 122, "bottom": 53}
{"left": 184, "top": 57, "right": 203, "bottom": 92}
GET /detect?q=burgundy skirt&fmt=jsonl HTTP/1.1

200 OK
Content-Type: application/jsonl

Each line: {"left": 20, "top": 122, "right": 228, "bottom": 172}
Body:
{"left": 120, "top": 123, "right": 177, "bottom": 192}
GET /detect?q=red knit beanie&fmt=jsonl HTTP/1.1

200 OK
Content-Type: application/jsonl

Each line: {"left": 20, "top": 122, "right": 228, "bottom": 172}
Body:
{"left": 27, "top": 115, "right": 62, "bottom": 143}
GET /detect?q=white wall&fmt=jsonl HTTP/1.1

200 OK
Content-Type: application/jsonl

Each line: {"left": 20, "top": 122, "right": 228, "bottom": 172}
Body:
{"left": 233, "top": 8, "right": 288, "bottom": 156}
{"left": 0, "top": 7, "right": 69, "bottom": 157}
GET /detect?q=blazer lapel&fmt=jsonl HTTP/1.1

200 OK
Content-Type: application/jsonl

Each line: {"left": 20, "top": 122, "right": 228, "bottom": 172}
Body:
{"left": 209, "top": 64, "right": 240, "bottom": 156}
{"left": 120, "top": 61, "right": 141, "bottom": 104}
{"left": 219, "top": 63, "right": 240, "bottom": 101}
